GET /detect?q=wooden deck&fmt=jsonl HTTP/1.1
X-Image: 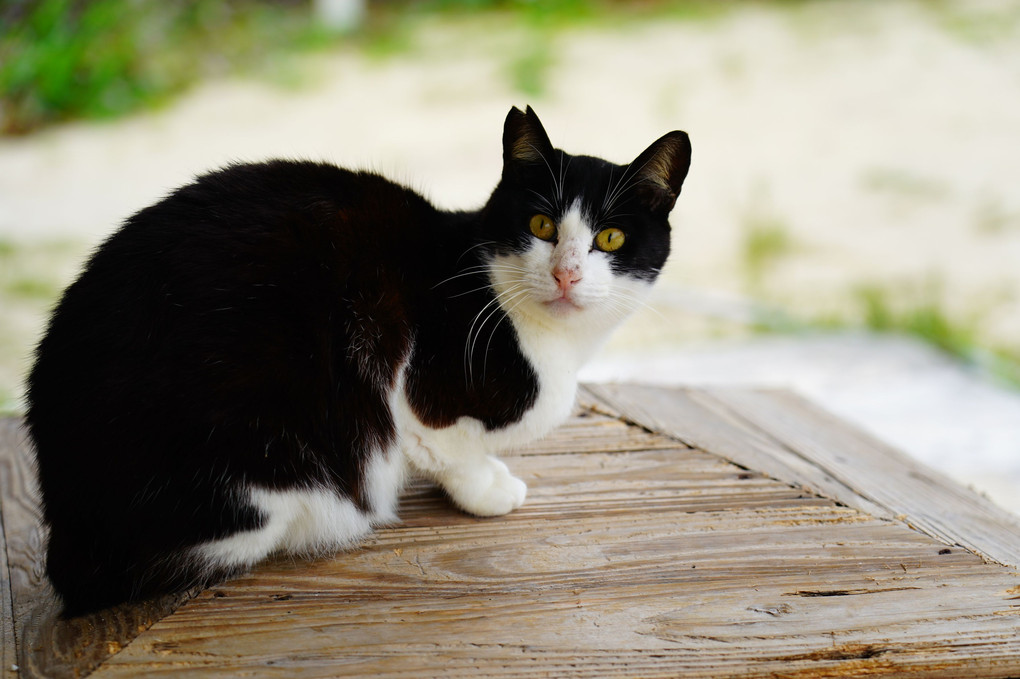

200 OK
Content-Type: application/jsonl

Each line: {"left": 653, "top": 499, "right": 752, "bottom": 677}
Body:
{"left": 2, "top": 384, "right": 1020, "bottom": 678}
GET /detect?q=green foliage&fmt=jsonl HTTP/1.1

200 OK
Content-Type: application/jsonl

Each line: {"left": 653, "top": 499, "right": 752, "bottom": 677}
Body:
{"left": 854, "top": 284, "right": 973, "bottom": 358}
{"left": 508, "top": 39, "right": 554, "bottom": 97}
{"left": 976, "top": 348, "right": 1020, "bottom": 390}
{"left": 0, "top": 238, "right": 88, "bottom": 414}
{"left": 6, "top": 277, "right": 58, "bottom": 301}
{"left": 0, "top": 238, "right": 77, "bottom": 300}
{"left": 923, "top": 0, "right": 1020, "bottom": 45}
{"left": 0, "top": 389, "right": 18, "bottom": 416}
{"left": 0, "top": 0, "right": 331, "bottom": 135}
{"left": 861, "top": 167, "right": 946, "bottom": 199}
{"left": 1, "top": 0, "right": 744, "bottom": 135}
{"left": 391, "top": 0, "right": 600, "bottom": 24}
{"left": 851, "top": 284, "right": 1020, "bottom": 388}
{"left": 741, "top": 215, "right": 794, "bottom": 286}
{"left": 4, "top": 0, "right": 140, "bottom": 132}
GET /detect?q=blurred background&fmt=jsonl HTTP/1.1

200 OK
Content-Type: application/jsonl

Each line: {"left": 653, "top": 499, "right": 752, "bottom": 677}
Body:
{"left": 1, "top": 0, "right": 1018, "bottom": 511}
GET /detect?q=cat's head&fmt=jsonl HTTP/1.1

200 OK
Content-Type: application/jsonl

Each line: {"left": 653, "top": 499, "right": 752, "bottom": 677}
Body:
{"left": 480, "top": 106, "right": 691, "bottom": 334}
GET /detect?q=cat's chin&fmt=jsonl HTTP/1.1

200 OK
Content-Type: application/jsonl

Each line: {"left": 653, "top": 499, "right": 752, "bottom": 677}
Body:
{"left": 542, "top": 297, "right": 585, "bottom": 317}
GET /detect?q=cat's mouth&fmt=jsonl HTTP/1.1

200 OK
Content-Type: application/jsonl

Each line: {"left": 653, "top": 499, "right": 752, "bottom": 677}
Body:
{"left": 543, "top": 293, "right": 584, "bottom": 315}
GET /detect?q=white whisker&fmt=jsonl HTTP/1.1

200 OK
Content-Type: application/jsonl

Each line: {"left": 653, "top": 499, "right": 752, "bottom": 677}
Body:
{"left": 525, "top": 142, "right": 564, "bottom": 214}
{"left": 456, "top": 240, "right": 497, "bottom": 266}
{"left": 608, "top": 288, "right": 664, "bottom": 321}
{"left": 433, "top": 263, "right": 531, "bottom": 291}
{"left": 464, "top": 292, "right": 510, "bottom": 385}
{"left": 601, "top": 150, "right": 665, "bottom": 224}
{"left": 447, "top": 283, "right": 497, "bottom": 299}
{"left": 432, "top": 267, "right": 489, "bottom": 290}
{"left": 464, "top": 283, "right": 527, "bottom": 387}
{"left": 480, "top": 288, "right": 531, "bottom": 381}
{"left": 601, "top": 166, "right": 617, "bottom": 213}
{"left": 527, "top": 189, "right": 556, "bottom": 216}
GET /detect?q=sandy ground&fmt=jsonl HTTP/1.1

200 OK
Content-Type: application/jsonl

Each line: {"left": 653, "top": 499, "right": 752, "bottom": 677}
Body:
{"left": 1, "top": 1, "right": 1018, "bottom": 512}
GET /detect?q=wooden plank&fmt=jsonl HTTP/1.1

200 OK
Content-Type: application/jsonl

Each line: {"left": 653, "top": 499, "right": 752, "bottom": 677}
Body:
{"left": 0, "top": 417, "right": 47, "bottom": 676}
{"left": 0, "top": 417, "right": 194, "bottom": 679}
{"left": 517, "top": 408, "right": 685, "bottom": 456}
{"left": 5, "top": 390, "right": 1020, "bottom": 678}
{"left": 402, "top": 447, "right": 826, "bottom": 524}
{"left": 581, "top": 383, "right": 892, "bottom": 519}
{"left": 581, "top": 384, "right": 1020, "bottom": 570}
{"left": 1, "top": 492, "right": 17, "bottom": 679}
{"left": 701, "top": 388, "right": 1020, "bottom": 570}
{"left": 90, "top": 444, "right": 1020, "bottom": 678}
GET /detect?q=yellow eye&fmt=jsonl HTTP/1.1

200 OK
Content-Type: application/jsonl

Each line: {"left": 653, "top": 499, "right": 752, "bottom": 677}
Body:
{"left": 529, "top": 214, "right": 556, "bottom": 241}
{"left": 595, "top": 227, "right": 625, "bottom": 252}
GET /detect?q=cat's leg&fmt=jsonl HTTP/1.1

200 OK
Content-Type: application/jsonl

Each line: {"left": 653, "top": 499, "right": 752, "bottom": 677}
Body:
{"left": 391, "top": 368, "right": 527, "bottom": 517}
{"left": 434, "top": 452, "right": 527, "bottom": 517}
{"left": 196, "top": 486, "right": 377, "bottom": 569}
{"left": 401, "top": 430, "right": 527, "bottom": 517}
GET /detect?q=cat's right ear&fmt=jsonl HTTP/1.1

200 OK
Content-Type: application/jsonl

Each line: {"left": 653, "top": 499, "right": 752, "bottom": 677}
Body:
{"left": 630, "top": 130, "right": 692, "bottom": 215}
{"left": 502, "top": 106, "right": 555, "bottom": 173}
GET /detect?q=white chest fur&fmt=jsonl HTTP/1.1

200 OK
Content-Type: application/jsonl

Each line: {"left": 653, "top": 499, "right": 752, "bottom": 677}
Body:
{"left": 389, "top": 324, "right": 582, "bottom": 518}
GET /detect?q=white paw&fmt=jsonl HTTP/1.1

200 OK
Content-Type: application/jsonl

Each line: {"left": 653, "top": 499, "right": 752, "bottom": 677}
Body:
{"left": 440, "top": 456, "right": 527, "bottom": 517}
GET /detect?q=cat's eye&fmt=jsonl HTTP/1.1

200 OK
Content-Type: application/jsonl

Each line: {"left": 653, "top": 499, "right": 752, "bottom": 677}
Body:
{"left": 529, "top": 214, "right": 556, "bottom": 241}
{"left": 595, "top": 227, "right": 625, "bottom": 252}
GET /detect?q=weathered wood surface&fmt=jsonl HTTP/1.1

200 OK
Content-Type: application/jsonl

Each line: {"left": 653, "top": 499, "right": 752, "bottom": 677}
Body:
{"left": 0, "top": 418, "right": 194, "bottom": 679}
{"left": 582, "top": 384, "right": 1020, "bottom": 569}
{"left": 1, "top": 476, "right": 16, "bottom": 679}
{"left": 2, "top": 387, "right": 1019, "bottom": 678}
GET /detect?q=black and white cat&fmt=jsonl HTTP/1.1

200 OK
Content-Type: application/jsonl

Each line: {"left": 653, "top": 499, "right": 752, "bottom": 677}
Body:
{"left": 26, "top": 106, "right": 691, "bottom": 615}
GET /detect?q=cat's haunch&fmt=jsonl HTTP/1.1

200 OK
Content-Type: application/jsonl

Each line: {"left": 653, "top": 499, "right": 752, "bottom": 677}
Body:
{"left": 26, "top": 106, "right": 691, "bottom": 616}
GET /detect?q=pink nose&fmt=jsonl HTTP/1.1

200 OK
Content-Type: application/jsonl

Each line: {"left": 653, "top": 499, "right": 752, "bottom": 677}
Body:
{"left": 553, "top": 268, "right": 582, "bottom": 292}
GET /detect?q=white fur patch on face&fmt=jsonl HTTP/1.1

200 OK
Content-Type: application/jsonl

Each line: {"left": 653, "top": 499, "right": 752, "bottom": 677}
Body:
{"left": 488, "top": 201, "right": 654, "bottom": 338}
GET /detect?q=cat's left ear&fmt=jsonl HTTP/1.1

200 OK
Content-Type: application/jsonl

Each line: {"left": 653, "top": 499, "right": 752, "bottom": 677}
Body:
{"left": 502, "top": 106, "right": 556, "bottom": 171}
{"left": 630, "top": 131, "right": 692, "bottom": 215}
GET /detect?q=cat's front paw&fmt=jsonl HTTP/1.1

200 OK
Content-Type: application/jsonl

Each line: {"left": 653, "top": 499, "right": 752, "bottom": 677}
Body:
{"left": 440, "top": 456, "right": 527, "bottom": 518}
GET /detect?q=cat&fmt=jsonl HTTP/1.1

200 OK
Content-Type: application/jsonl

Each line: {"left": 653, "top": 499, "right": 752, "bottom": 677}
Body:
{"left": 25, "top": 106, "right": 691, "bottom": 616}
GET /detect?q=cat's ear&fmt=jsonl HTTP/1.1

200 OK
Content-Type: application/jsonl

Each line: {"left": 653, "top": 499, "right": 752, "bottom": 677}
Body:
{"left": 630, "top": 131, "right": 692, "bottom": 215}
{"left": 502, "top": 106, "right": 555, "bottom": 170}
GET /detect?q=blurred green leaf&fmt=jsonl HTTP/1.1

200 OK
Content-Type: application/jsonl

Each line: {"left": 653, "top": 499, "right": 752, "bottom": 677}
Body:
{"left": 0, "top": 0, "right": 330, "bottom": 135}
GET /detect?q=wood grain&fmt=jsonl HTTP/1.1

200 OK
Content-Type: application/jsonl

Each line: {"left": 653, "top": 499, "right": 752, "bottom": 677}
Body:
{"left": 516, "top": 408, "right": 685, "bottom": 456}
{"left": 704, "top": 388, "right": 1020, "bottom": 568}
{"left": 580, "top": 383, "right": 891, "bottom": 518}
{"left": 582, "top": 384, "right": 1020, "bottom": 569}
{"left": 1, "top": 485, "right": 17, "bottom": 679}
{"left": 0, "top": 417, "right": 47, "bottom": 677}
{"left": 92, "top": 444, "right": 1020, "bottom": 678}
{"left": 3, "top": 387, "right": 1020, "bottom": 678}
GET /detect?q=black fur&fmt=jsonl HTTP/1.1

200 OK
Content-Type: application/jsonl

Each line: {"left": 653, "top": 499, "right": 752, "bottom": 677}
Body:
{"left": 25, "top": 106, "right": 690, "bottom": 615}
